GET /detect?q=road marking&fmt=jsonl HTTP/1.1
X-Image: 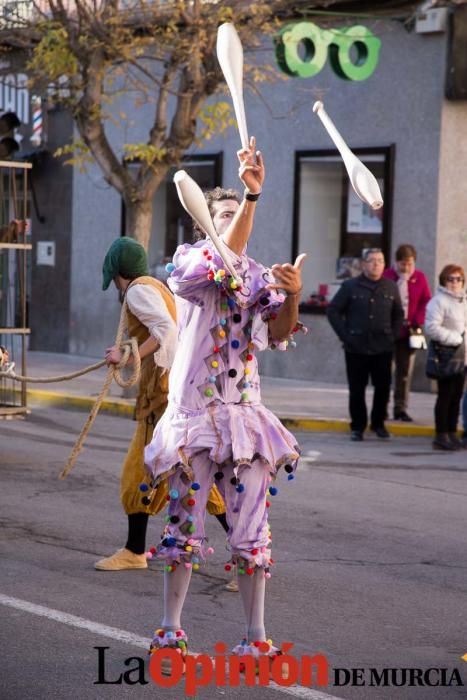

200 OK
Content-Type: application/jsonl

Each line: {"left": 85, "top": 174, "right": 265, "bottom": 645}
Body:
{"left": 0, "top": 593, "right": 342, "bottom": 700}
{"left": 0, "top": 593, "right": 151, "bottom": 648}
{"left": 302, "top": 450, "right": 322, "bottom": 462}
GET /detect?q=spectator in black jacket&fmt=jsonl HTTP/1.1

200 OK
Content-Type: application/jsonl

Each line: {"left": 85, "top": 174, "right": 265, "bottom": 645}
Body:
{"left": 327, "top": 248, "right": 404, "bottom": 441}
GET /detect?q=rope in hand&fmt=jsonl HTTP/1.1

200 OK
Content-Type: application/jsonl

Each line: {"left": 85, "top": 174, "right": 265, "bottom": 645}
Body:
{"left": 0, "top": 299, "right": 141, "bottom": 480}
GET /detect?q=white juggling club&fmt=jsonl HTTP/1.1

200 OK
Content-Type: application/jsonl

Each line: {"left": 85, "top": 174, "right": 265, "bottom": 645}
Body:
{"left": 173, "top": 170, "right": 242, "bottom": 285}
{"left": 217, "top": 22, "right": 249, "bottom": 150}
{"left": 313, "top": 101, "right": 383, "bottom": 210}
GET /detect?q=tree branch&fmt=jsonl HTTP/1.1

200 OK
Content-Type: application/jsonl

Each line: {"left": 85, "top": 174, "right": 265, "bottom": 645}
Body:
{"left": 75, "top": 48, "right": 133, "bottom": 196}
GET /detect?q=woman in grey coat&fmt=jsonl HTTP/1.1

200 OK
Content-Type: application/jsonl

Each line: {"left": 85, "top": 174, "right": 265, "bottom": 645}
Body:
{"left": 425, "top": 264, "right": 467, "bottom": 450}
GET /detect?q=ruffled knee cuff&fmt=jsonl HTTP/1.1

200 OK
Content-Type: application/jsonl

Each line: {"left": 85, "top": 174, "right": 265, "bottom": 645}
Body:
{"left": 224, "top": 548, "right": 274, "bottom": 578}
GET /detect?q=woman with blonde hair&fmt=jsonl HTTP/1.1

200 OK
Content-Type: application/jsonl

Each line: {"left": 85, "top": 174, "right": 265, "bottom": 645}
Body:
{"left": 425, "top": 264, "right": 467, "bottom": 450}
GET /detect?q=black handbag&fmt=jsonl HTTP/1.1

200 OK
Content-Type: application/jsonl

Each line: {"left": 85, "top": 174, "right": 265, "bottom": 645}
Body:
{"left": 426, "top": 339, "right": 465, "bottom": 379}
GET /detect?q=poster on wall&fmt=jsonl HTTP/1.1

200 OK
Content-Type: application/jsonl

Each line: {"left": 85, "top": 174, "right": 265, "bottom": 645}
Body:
{"left": 346, "top": 178, "right": 384, "bottom": 234}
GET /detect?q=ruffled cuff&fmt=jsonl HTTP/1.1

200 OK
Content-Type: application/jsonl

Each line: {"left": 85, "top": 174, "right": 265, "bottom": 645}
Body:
{"left": 231, "top": 639, "right": 280, "bottom": 658}
{"left": 224, "top": 547, "right": 274, "bottom": 579}
{"left": 156, "top": 536, "right": 205, "bottom": 569}
{"left": 149, "top": 628, "right": 188, "bottom": 655}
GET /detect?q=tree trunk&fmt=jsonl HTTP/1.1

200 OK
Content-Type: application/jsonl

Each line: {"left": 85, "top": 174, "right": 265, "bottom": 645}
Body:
{"left": 125, "top": 197, "right": 154, "bottom": 251}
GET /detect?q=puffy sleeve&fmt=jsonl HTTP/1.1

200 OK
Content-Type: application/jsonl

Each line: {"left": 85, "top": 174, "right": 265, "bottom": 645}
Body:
{"left": 425, "top": 295, "right": 464, "bottom": 346}
{"left": 248, "top": 265, "right": 307, "bottom": 352}
{"left": 126, "top": 284, "right": 177, "bottom": 370}
{"left": 250, "top": 284, "right": 287, "bottom": 351}
{"left": 167, "top": 240, "right": 242, "bottom": 304}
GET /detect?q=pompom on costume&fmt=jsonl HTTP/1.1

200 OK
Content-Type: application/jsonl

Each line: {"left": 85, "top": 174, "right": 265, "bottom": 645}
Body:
{"left": 144, "top": 239, "right": 305, "bottom": 574}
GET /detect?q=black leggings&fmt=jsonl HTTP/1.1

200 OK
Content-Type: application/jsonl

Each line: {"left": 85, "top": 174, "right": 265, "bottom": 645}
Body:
{"left": 435, "top": 374, "right": 465, "bottom": 433}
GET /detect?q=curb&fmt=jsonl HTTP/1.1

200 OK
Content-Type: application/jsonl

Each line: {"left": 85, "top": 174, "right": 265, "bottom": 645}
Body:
{"left": 280, "top": 416, "right": 434, "bottom": 437}
{"left": 24, "top": 389, "right": 435, "bottom": 437}
{"left": 25, "top": 389, "right": 134, "bottom": 418}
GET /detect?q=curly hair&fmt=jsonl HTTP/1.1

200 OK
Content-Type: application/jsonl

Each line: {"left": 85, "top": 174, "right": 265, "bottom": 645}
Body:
{"left": 192, "top": 187, "right": 241, "bottom": 241}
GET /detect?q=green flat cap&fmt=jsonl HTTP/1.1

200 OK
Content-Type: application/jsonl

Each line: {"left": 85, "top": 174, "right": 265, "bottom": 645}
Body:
{"left": 102, "top": 237, "right": 148, "bottom": 290}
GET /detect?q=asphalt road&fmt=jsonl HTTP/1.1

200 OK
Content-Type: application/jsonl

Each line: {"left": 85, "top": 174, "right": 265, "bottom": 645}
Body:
{"left": 0, "top": 406, "right": 466, "bottom": 700}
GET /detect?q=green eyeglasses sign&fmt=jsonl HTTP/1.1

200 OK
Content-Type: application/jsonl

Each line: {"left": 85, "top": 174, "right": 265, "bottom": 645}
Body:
{"left": 275, "top": 22, "right": 381, "bottom": 81}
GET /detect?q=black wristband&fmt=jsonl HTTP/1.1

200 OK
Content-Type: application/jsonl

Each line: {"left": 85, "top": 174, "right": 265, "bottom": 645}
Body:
{"left": 244, "top": 190, "right": 261, "bottom": 202}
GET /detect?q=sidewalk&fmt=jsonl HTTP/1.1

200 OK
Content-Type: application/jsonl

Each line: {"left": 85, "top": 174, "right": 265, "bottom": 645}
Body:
{"left": 14, "top": 351, "right": 437, "bottom": 436}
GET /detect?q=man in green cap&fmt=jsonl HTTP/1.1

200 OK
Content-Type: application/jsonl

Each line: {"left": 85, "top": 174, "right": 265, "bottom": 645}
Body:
{"left": 96, "top": 237, "right": 227, "bottom": 571}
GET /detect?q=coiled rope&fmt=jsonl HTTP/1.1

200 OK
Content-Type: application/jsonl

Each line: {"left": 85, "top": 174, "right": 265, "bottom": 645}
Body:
{"left": 0, "top": 299, "right": 141, "bottom": 480}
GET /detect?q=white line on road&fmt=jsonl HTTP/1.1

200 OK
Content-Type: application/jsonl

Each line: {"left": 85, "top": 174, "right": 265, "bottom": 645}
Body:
{"left": 0, "top": 592, "right": 151, "bottom": 648}
{"left": 0, "top": 593, "right": 342, "bottom": 700}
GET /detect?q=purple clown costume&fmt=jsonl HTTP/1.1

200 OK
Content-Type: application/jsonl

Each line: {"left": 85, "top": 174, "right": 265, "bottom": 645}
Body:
{"left": 144, "top": 237, "right": 304, "bottom": 659}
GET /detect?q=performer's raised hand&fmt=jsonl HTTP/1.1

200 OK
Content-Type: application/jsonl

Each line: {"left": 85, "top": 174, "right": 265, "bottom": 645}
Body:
{"left": 238, "top": 136, "right": 264, "bottom": 194}
{"left": 268, "top": 253, "right": 307, "bottom": 297}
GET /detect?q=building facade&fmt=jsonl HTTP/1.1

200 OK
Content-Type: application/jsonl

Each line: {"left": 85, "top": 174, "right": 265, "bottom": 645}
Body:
{"left": 19, "top": 10, "right": 467, "bottom": 386}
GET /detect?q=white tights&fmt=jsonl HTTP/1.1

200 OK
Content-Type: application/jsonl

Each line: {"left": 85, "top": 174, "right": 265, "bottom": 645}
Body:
{"left": 162, "top": 563, "right": 265, "bottom": 642}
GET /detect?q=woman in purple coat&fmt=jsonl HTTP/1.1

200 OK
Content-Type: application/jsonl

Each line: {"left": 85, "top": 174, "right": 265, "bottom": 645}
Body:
{"left": 384, "top": 244, "right": 431, "bottom": 421}
{"left": 145, "top": 139, "right": 306, "bottom": 666}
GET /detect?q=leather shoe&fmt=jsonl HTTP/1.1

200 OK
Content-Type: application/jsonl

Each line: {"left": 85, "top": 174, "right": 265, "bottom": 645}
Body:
{"left": 372, "top": 427, "right": 390, "bottom": 439}
{"left": 432, "top": 434, "right": 457, "bottom": 451}
{"left": 394, "top": 411, "right": 413, "bottom": 422}
{"left": 448, "top": 433, "right": 463, "bottom": 450}
{"left": 350, "top": 430, "right": 364, "bottom": 441}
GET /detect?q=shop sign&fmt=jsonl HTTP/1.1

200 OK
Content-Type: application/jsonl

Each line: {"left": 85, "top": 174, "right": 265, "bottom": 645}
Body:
{"left": 275, "top": 22, "right": 381, "bottom": 81}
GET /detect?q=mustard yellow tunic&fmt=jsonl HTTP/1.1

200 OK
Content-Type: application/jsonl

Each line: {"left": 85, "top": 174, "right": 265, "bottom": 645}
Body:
{"left": 120, "top": 276, "right": 225, "bottom": 516}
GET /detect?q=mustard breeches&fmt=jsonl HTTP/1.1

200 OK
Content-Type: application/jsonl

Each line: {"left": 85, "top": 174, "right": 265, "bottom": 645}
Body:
{"left": 120, "top": 419, "right": 225, "bottom": 517}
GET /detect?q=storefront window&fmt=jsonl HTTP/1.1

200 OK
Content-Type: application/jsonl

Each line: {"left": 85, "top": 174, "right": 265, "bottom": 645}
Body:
{"left": 293, "top": 147, "right": 394, "bottom": 312}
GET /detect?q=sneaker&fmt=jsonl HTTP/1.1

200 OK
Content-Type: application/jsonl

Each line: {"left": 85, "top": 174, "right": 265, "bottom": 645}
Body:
{"left": 350, "top": 430, "right": 364, "bottom": 441}
{"left": 394, "top": 411, "right": 413, "bottom": 422}
{"left": 94, "top": 548, "right": 148, "bottom": 571}
{"left": 225, "top": 576, "right": 239, "bottom": 592}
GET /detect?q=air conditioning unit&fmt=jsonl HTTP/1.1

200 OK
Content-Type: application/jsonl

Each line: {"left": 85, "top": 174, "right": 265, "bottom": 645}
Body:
{"left": 415, "top": 7, "right": 448, "bottom": 33}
